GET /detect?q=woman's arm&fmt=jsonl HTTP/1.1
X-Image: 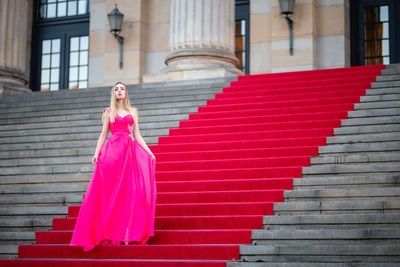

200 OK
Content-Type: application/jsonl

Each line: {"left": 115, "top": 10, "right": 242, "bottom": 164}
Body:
{"left": 131, "top": 107, "right": 156, "bottom": 160}
{"left": 92, "top": 109, "right": 111, "bottom": 164}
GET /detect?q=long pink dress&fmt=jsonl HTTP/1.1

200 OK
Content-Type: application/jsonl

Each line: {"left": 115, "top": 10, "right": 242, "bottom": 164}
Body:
{"left": 69, "top": 108, "right": 156, "bottom": 251}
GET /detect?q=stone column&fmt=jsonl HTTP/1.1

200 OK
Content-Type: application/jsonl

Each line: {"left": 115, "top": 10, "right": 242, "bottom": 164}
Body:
{"left": 144, "top": 0, "right": 241, "bottom": 82}
{"left": 0, "top": 0, "right": 31, "bottom": 94}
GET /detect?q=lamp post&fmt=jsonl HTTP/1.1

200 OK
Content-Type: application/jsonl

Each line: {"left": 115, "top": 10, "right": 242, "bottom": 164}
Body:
{"left": 107, "top": 4, "right": 124, "bottom": 69}
{"left": 278, "top": 0, "right": 295, "bottom": 56}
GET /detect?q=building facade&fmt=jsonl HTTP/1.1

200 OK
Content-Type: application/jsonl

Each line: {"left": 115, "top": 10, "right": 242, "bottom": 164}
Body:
{"left": 0, "top": 0, "right": 399, "bottom": 94}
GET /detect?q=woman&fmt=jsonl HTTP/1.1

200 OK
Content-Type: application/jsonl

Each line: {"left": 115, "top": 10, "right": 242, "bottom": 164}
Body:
{"left": 69, "top": 82, "right": 157, "bottom": 251}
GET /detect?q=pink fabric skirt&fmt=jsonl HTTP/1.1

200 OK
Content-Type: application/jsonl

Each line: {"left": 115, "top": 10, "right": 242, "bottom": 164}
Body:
{"left": 69, "top": 133, "right": 156, "bottom": 251}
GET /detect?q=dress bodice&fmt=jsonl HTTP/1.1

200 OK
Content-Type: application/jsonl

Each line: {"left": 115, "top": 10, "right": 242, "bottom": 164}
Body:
{"left": 110, "top": 114, "right": 134, "bottom": 136}
{"left": 104, "top": 108, "right": 134, "bottom": 136}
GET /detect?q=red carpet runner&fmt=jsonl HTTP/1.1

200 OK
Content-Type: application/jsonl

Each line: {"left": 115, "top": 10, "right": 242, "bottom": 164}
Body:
{"left": 2, "top": 65, "right": 384, "bottom": 266}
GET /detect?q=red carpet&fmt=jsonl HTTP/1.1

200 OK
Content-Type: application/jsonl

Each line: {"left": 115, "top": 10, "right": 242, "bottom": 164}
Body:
{"left": 2, "top": 65, "right": 384, "bottom": 266}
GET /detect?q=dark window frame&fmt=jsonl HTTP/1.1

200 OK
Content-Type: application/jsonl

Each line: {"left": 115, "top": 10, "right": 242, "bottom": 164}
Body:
{"left": 350, "top": 0, "right": 400, "bottom": 66}
{"left": 30, "top": 0, "right": 89, "bottom": 91}
{"left": 235, "top": 0, "right": 250, "bottom": 75}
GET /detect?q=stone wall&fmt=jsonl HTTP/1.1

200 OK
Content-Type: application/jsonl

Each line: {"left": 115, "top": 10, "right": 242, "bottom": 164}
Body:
{"left": 249, "top": 0, "right": 350, "bottom": 74}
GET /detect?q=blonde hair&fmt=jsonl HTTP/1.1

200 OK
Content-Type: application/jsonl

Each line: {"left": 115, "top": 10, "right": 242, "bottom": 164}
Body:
{"left": 107, "top": 82, "right": 133, "bottom": 123}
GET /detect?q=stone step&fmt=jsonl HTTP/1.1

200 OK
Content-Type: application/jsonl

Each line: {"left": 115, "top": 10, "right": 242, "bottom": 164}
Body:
{"left": 228, "top": 262, "right": 398, "bottom": 267}
{"left": 0, "top": 77, "right": 231, "bottom": 102}
{"left": 0, "top": 113, "right": 188, "bottom": 131}
{"left": 334, "top": 124, "right": 400, "bottom": 136}
{"left": 360, "top": 93, "right": 400, "bottom": 102}
{"left": 348, "top": 107, "right": 400, "bottom": 118}
{"left": 294, "top": 174, "right": 400, "bottom": 188}
{"left": 366, "top": 87, "right": 400, "bottom": 96}
{"left": 310, "top": 151, "right": 400, "bottom": 165}
{"left": 0, "top": 173, "right": 90, "bottom": 186}
{"left": 381, "top": 65, "right": 400, "bottom": 76}
{"left": 317, "top": 141, "right": 400, "bottom": 154}
{"left": 0, "top": 183, "right": 87, "bottom": 195}
{"left": 284, "top": 187, "right": 400, "bottom": 201}
{"left": 0, "top": 106, "right": 197, "bottom": 125}
{"left": 0, "top": 100, "right": 208, "bottom": 120}
{"left": 239, "top": 244, "right": 400, "bottom": 263}
{"left": 340, "top": 116, "right": 400, "bottom": 127}
{"left": 0, "top": 94, "right": 215, "bottom": 114}
{"left": 0, "top": 87, "right": 222, "bottom": 109}
{"left": 0, "top": 193, "right": 83, "bottom": 206}
{"left": 371, "top": 80, "right": 400, "bottom": 88}
{"left": 326, "top": 132, "right": 400, "bottom": 145}
{"left": 0, "top": 147, "right": 95, "bottom": 160}
{"left": 376, "top": 74, "right": 400, "bottom": 82}
{"left": 0, "top": 163, "right": 93, "bottom": 177}
{"left": 251, "top": 229, "right": 400, "bottom": 245}
{"left": 303, "top": 162, "right": 400, "bottom": 176}
{"left": 0, "top": 78, "right": 232, "bottom": 104}
{"left": 0, "top": 232, "right": 35, "bottom": 243}
{"left": 0, "top": 120, "right": 178, "bottom": 137}
{"left": 0, "top": 128, "right": 165, "bottom": 148}
{"left": 262, "top": 214, "right": 400, "bottom": 230}
{"left": 355, "top": 100, "right": 400, "bottom": 110}
{"left": 273, "top": 200, "right": 400, "bottom": 215}
{"left": 0, "top": 206, "right": 68, "bottom": 217}
{"left": 0, "top": 148, "right": 96, "bottom": 162}
{"left": 0, "top": 244, "right": 18, "bottom": 259}
{"left": 0, "top": 138, "right": 105, "bottom": 151}
{"left": 0, "top": 217, "right": 56, "bottom": 231}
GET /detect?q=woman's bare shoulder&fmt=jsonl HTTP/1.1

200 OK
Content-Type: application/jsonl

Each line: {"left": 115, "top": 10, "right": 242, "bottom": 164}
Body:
{"left": 103, "top": 107, "right": 111, "bottom": 113}
{"left": 131, "top": 106, "right": 138, "bottom": 115}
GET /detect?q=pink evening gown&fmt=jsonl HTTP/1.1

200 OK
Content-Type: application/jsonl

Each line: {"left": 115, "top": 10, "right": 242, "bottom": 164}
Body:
{"left": 69, "top": 107, "right": 156, "bottom": 251}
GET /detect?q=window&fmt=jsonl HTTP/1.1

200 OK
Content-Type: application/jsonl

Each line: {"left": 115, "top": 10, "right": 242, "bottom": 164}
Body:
{"left": 69, "top": 36, "right": 89, "bottom": 89}
{"left": 235, "top": 20, "right": 247, "bottom": 73}
{"left": 235, "top": 0, "right": 250, "bottom": 74}
{"left": 364, "top": 5, "right": 390, "bottom": 65}
{"left": 40, "top": 0, "right": 89, "bottom": 19}
{"left": 30, "top": 0, "right": 90, "bottom": 91}
{"left": 350, "top": 0, "right": 399, "bottom": 66}
{"left": 41, "top": 39, "right": 61, "bottom": 91}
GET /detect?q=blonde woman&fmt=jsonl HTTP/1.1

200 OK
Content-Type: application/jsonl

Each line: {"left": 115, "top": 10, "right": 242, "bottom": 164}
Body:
{"left": 70, "top": 82, "right": 157, "bottom": 251}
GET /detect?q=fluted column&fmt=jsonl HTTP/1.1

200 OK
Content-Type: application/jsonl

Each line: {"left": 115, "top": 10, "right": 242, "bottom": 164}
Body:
{"left": 164, "top": 0, "right": 241, "bottom": 76}
{"left": 0, "top": 0, "right": 31, "bottom": 94}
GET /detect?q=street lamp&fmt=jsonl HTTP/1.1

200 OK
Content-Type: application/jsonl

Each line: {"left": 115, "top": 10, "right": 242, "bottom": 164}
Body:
{"left": 278, "top": 0, "right": 295, "bottom": 55}
{"left": 107, "top": 4, "right": 124, "bottom": 69}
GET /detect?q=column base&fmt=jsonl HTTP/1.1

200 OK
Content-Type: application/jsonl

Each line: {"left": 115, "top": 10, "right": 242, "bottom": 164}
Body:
{"left": 0, "top": 68, "right": 31, "bottom": 94}
{"left": 143, "top": 67, "right": 240, "bottom": 83}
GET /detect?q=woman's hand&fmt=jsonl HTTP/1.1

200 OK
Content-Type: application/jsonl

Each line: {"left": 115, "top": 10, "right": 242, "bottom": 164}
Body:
{"left": 92, "top": 153, "right": 99, "bottom": 164}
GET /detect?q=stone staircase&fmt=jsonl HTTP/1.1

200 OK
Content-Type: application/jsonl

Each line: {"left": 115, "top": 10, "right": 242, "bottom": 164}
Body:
{"left": 0, "top": 77, "right": 234, "bottom": 259}
{"left": 229, "top": 64, "right": 400, "bottom": 266}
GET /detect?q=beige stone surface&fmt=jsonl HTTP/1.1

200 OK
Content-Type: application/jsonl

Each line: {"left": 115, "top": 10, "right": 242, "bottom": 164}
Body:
{"left": 144, "top": 23, "right": 169, "bottom": 52}
{"left": 250, "top": 42, "right": 271, "bottom": 74}
{"left": 105, "top": 21, "right": 142, "bottom": 52}
{"left": 251, "top": 0, "right": 272, "bottom": 14}
{"left": 144, "top": 0, "right": 170, "bottom": 23}
{"left": 271, "top": 37, "right": 315, "bottom": 68}
{"left": 90, "top": 2, "right": 106, "bottom": 31}
{"left": 89, "top": 30, "right": 106, "bottom": 58}
{"left": 272, "top": 0, "right": 314, "bottom": 7}
{"left": 105, "top": 0, "right": 143, "bottom": 23}
{"left": 143, "top": 67, "right": 236, "bottom": 83}
{"left": 316, "top": 5, "right": 345, "bottom": 36}
{"left": 271, "top": 3, "right": 316, "bottom": 40}
{"left": 103, "top": 50, "right": 144, "bottom": 84}
{"left": 250, "top": 13, "right": 271, "bottom": 43}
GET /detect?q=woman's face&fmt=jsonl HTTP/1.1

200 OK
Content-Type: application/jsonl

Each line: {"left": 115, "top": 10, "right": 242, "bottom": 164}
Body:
{"left": 114, "top": 83, "right": 126, "bottom": 100}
